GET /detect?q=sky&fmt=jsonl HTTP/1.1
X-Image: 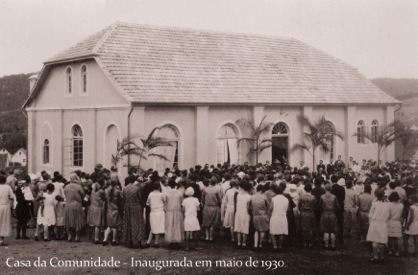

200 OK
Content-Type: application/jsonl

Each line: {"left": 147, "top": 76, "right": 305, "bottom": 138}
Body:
{"left": 0, "top": 0, "right": 418, "bottom": 79}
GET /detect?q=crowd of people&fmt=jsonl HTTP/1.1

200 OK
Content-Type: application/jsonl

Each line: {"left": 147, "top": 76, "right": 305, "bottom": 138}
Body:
{"left": 0, "top": 156, "right": 418, "bottom": 263}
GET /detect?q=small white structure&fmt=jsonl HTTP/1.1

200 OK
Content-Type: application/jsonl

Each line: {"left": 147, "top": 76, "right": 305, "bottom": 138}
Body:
{"left": 11, "top": 148, "right": 27, "bottom": 167}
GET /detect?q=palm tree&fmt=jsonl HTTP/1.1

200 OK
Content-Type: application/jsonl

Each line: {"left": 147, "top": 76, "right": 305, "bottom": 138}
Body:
{"left": 112, "top": 125, "right": 173, "bottom": 170}
{"left": 236, "top": 115, "right": 273, "bottom": 165}
{"left": 291, "top": 114, "right": 344, "bottom": 169}
{"left": 353, "top": 120, "right": 413, "bottom": 166}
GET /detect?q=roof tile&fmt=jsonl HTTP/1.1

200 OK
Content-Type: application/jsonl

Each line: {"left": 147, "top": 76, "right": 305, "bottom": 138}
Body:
{"left": 47, "top": 22, "right": 398, "bottom": 105}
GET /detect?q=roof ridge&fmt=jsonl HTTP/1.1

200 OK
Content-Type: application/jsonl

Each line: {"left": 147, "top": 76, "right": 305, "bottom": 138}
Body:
{"left": 46, "top": 25, "right": 113, "bottom": 63}
{"left": 291, "top": 38, "right": 397, "bottom": 102}
{"left": 92, "top": 22, "right": 119, "bottom": 54}
{"left": 114, "top": 21, "right": 295, "bottom": 42}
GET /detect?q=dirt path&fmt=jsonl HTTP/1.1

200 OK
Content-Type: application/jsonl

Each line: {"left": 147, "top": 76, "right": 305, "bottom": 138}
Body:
{"left": 0, "top": 227, "right": 417, "bottom": 275}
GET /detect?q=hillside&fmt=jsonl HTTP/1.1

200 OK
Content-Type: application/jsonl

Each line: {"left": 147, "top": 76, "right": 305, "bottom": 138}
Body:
{"left": 371, "top": 78, "right": 418, "bottom": 100}
{"left": 0, "top": 73, "right": 32, "bottom": 153}
{"left": 372, "top": 78, "right": 418, "bottom": 121}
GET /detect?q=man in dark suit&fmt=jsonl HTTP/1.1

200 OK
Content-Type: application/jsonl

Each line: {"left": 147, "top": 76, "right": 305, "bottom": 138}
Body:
{"left": 331, "top": 175, "right": 345, "bottom": 244}
{"left": 317, "top": 160, "right": 326, "bottom": 172}
{"left": 334, "top": 155, "right": 346, "bottom": 173}
{"left": 327, "top": 159, "right": 335, "bottom": 175}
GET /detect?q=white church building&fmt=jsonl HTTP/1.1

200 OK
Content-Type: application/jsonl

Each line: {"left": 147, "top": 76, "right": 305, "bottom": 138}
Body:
{"left": 23, "top": 22, "right": 399, "bottom": 178}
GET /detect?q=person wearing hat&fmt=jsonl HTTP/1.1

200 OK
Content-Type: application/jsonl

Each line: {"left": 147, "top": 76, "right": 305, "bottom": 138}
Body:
{"left": 182, "top": 186, "right": 201, "bottom": 250}
{"left": 367, "top": 188, "right": 390, "bottom": 262}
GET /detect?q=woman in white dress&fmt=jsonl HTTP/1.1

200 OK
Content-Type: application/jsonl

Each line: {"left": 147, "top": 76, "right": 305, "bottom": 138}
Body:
{"left": 146, "top": 182, "right": 166, "bottom": 248}
{"left": 269, "top": 184, "right": 289, "bottom": 250}
{"left": 0, "top": 175, "right": 14, "bottom": 246}
{"left": 367, "top": 188, "right": 390, "bottom": 262}
{"left": 221, "top": 180, "right": 238, "bottom": 242}
{"left": 233, "top": 180, "right": 252, "bottom": 248}
{"left": 182, "top": 187, "right": 201, "bottom": 250}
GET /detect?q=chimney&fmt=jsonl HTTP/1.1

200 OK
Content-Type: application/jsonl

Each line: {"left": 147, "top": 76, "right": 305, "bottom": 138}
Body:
{"left": 29, "top": 74, "right": 38, "bottom": 92}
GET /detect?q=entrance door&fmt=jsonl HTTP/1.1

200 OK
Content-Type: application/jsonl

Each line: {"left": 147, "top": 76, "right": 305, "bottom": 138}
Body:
{"left": 272, "top": 122, "right": 289, "bottom": 167}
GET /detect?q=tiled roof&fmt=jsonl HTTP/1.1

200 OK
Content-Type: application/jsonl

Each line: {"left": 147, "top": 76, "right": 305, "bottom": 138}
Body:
{"left": 47, "top": 22, "right": 398, "bottom": 105}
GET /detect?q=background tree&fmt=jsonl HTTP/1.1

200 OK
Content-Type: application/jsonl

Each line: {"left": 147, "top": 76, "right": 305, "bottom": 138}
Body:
{"left": 399, "top": 132, "right": 418, "bottom": 161}
{"left": 353, "top": 120, "right": 412, "bottom": 167}
{"left": 112, "top": 125, "right": 173, "bottom": 170}
{"left": 236, "top": 115, "right": 273, "bottom": 165}
{"left": 291, "top": 114, "right": 344, "bottom": 169}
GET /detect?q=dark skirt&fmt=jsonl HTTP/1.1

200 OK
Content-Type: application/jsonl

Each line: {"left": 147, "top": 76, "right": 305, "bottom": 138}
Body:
{"left": 299, "top": 211, "right": 315, "bottom": 231}
{"left": 252, "top": 214, "right": 269, "bottom": 232}
{"left": 16, "top": 202, "right": 31, "bottom": 224}
{"left": 357, "top": 211, "right": 369, "bottom": 232}
{"left": 202, "top": 206, "right": 220, "bottom": 228}
{"left": 122, "top": 204, "right": 146, "bottom": 246}
{"left": 321, "top": 212, "right": 338, "bottom": 234}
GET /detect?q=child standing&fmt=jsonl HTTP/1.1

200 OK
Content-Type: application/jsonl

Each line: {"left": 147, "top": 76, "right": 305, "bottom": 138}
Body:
{"left": 35, "top": 183, "right": 56, "bottom": 241}
{"left": 146, "top": 182, "right": 166, "bottom": 248}
{"left": 15, "top": 180, "right": 31, "bottom": 240}
{"left": 387, "top": 192, "right": 404, "bottom": 257}
{"left": 404, "top": 195, "right": 418, "bottom": 256}
{"left": 182, "top": 187, "right": 201, "bottom": 250}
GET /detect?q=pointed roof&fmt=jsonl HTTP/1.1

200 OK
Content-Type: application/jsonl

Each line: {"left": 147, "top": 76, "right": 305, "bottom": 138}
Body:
{"left": 30, "top": 22, "right": 399, "bottom": 106}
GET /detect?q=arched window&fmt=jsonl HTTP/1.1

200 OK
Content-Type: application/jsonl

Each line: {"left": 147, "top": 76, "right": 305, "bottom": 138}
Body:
{"left": 156, "top": 124, "right": 179, "bottom": 169}
{"left": 71, "top": 125, "right": 83, "bottom": 167}
{"left": 43, "top": 139, "right": 50, "bottom": 164}
{"left": 81, "top": 65, "right": 87, "bottom": 93}
{"left": 272, "top": 122, "right": 288, "bottom": 136}
{"left": 357, "top": 120, "right": 366, "bottom": 144}
{"left": 371, "top": 120, "right": 379, "bottom": 143}
{"left": 217, "top": 124, "right": 238, "bottom": 164}
{"left": 272, "top": 122, "right": 289, "bottom": 165}
{"left": 66, "top": 67, "right": 72, "bottom": 94}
